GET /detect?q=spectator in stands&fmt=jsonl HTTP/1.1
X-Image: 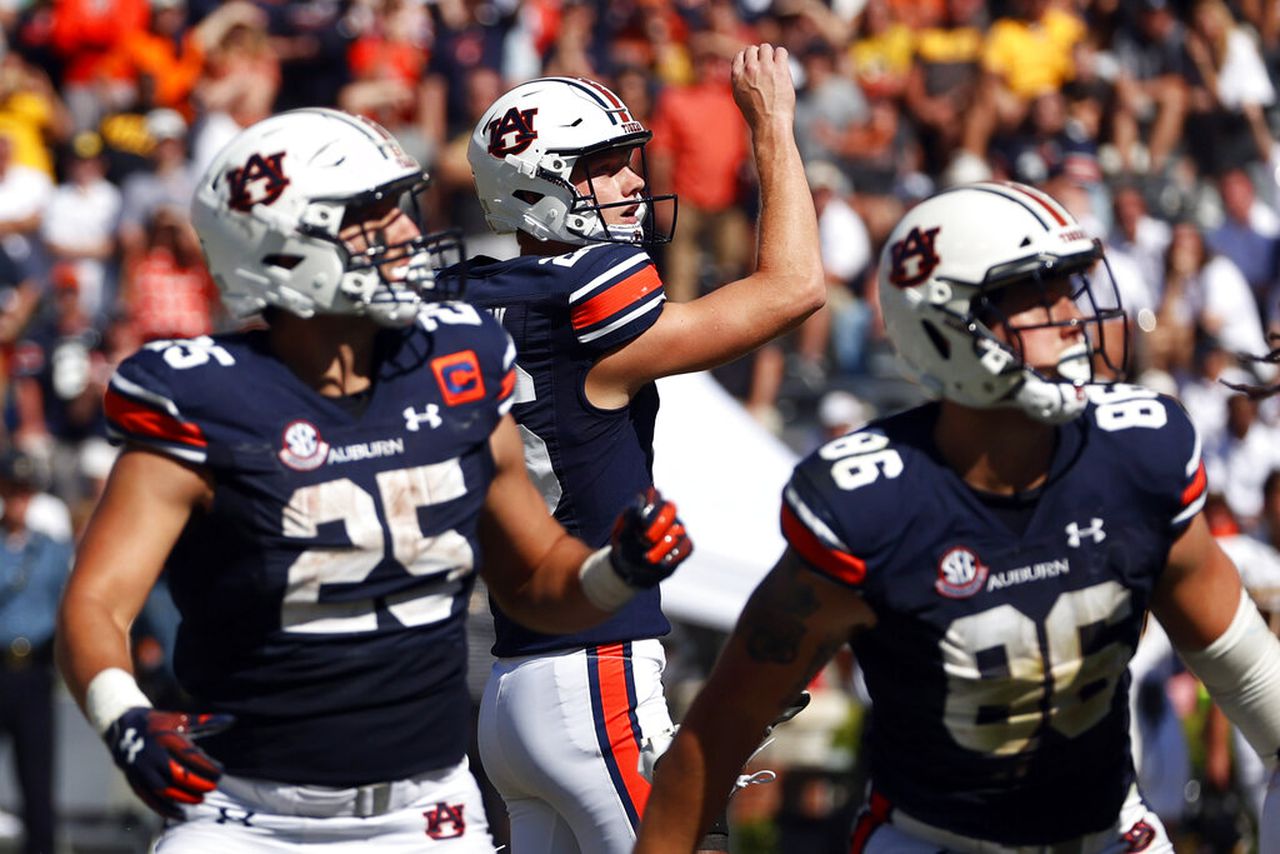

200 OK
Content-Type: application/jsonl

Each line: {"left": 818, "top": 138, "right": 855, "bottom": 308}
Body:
{"left": 0, "top": 448, "right": 72, "bottom": 854}
{"left": 648, "top": 30, "right": 751, "bottom": 303}
{"left": 1205, "top": 384, "right": 1280, "bottom": 529}
{"left": 1167, "top": 221, "right": 1272, "bottom": 381}
{"left": 961, "top": 0, "right": 1085, "bottom": 163}
{"left": 1109, "top": 181, "right": 1172, "bottom": 309}
{"left": 1184, "top": 0, "right": 1276, "bottom": 174}
{"left": 189, "top": 4, "right": 278, "bottom": 178}
{"left": 48, "top": 0, "right": 149, "bottom": 132}
{"left": 1206, "top": 167, "right": 1280, "bottom": 316}
{"left": 11, "top": 264, "right": 110, "bottom": 508}
{"left": 421, "top": 0, "right": 515, "bottom": 167}
{"left": 0, "top": 54, "right": 72, "bottom": 182}
{"left": 431, "top": 65, "right": 513, "bottom": 260}
{"left": 847, "top": 0, "right": 912, "bottom": 104}
{"left": 119, "top": 207, "right": 217, "bottom": 342}
{"left": 40, "top": 131, "right": 120, "bottom": 321}
{"left": 1262, "top": 469, "right": 1280, "bottom": 552}
{"left": 794, "top": 37, "right": 867, "bottom": 171}
{"left": 117, "top": 108, "right": 194, "bottom": 264}
{"left": 1111, "top": 0, "right": 1194, "bottom": 175}
{"left": 0, "top": 130, "right": 51, "bottom": 268}
{"left": 903, "top": 0, "right": 986, "bottom": 175}
{"left": 339, "top": 0, "right": 433, "bottom": 166}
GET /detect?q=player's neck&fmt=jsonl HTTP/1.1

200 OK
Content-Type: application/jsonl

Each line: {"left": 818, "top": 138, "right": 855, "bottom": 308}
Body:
{"left": 267, "top": 312, "right": 380, "bottom": 397}
{"left": 934, "top": 401, "right": 1056, "bottom": 496}
{"left": 518, "top": 231, "right": 579, "bottom": 257}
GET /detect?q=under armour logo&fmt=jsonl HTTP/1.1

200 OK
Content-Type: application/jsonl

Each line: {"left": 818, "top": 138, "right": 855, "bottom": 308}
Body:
{"left": 1065, "top": 518, "right": 1106, "bottom": 547}
{"left": 215, "top": 807, "right": 256, "bottom": 826}
{"left": 118, "top": 727, "right": 144, "bottom": 764}
{"left": 403, "top": 404, "right": 442, "bottom": 431}
{"left": 424, "top": 801, "right": 466, "bottom": 839}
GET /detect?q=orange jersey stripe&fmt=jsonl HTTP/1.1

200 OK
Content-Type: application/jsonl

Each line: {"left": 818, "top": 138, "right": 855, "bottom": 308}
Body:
{"left": 104, "top": 388, "right": 208, "bottom": 447}
{"left": 571, "top": 266, "right": 660, "bottom": 331}
{"left": 1182, "top": 460, "right": 1207, "bottom": 507}
{"left": 593, "top": 643, "right": 650, "bottom": 815}
{"left": 781, "top": 503, "right": 867, "bottom": 586}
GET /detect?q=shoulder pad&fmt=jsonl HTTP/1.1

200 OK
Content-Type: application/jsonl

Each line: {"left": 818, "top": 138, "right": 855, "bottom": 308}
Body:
{"left": 782, "top": 428, "right": 913, "bottom": 588}
{"left": 1085, "top": 385, "right": 1205, "bottom": 531}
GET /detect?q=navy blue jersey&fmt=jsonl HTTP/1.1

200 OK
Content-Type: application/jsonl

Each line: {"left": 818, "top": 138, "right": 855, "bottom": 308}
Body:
{"left": 781, "top": 386, "right": 1206, "bottom": 844}
{"left": 102, "top": 304, "right": 516, "bottom": 786}
{"left": 455, "top": 244, "right": 671, "bottom": 656}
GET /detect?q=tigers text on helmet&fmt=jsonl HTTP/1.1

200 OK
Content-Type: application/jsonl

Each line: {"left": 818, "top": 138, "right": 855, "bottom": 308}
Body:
{"left": 877, "top": 181, "right": 1127, "bottom": 424}
{"left": 191, "top": 108, "right": 463, "bottom": 327}
{"left": 468, "top": 77, "right": 676, "bottom": 247}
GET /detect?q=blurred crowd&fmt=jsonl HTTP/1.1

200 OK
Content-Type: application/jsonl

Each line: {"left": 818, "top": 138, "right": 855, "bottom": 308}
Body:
{"left": 0, "top": 0, "right": 1279, "bottom": 850}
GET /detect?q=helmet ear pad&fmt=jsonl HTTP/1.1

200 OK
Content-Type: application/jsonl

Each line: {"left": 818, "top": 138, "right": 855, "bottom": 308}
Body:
{"left": 192, "top": 108, "right": 463, "bottom": 327}
{"left": 877, "top": 181, "right": 1126, "bottom": 423}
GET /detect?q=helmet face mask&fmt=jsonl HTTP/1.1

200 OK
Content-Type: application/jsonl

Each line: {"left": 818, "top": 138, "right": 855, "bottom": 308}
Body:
{"left": 469, "top": 77, "right": 677, "bottom": 247}
{"left": 192, "top": 108, "right": 465, "bottom": 328}
{"left": 878, "top": 182, "right": 1128, "bottom": 423}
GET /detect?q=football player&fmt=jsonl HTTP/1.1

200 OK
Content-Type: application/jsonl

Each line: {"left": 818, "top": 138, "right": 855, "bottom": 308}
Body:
{"left": 635, "top": 181, "right": 1280, "bottom": 852}
{"left": 446, "top": 44, "right": 824, "bottom": 854}
{"left": 55, "top": 108, "right": 693, "bottom": 852}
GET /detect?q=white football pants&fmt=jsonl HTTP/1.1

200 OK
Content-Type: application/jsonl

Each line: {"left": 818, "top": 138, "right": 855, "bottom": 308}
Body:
{"left": 478, "top": 639, "right": 673, "bottom": 854}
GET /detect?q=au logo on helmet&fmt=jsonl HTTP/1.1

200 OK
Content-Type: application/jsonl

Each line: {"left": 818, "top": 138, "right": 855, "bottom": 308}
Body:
{"left": 888, "top": 226, "right": 941, "bottom": 288}
{"left": 226, "top": 151, "right": 289, "bottom": 212}
{"left": 487, "top": 107, "right": 538, "bottom": 157}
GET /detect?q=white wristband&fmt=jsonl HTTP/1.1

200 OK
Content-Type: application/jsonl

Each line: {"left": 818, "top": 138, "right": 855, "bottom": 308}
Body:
{"left": 578, "top": 546, "right": 636, "bottom": 612}
{"left": 86, "top": 667, "right": 152, "bottom": 736}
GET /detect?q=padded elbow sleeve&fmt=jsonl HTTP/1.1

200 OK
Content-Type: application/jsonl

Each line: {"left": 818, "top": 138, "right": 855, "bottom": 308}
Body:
{"left": 1179, "top": 590, "right": 1280, "bottom": 769}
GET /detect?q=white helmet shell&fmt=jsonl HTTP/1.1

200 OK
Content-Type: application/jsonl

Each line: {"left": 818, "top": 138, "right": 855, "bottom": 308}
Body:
{"left": 468, "top": 77, "right": 675, "bottom": 246}
{"left": 191, "top": 108, "right": 459, "bottom": 327}
{"left": 877, "top": 181, "right": 1122, "bottom": 423}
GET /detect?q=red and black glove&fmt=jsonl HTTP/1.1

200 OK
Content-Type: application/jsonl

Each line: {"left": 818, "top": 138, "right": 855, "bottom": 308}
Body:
{"left": 105, "top": 708, "right": 234, "bottom": 819}
{"left": 608, "top": 487, "right": 693, "bottom": 589}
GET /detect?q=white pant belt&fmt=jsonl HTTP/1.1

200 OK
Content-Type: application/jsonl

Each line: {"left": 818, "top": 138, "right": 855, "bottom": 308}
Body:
{"left": 889, "top": 788, "right": 1142, "bottom": 854}
{"left": 217, "top": 760, "right": 467, "bottom": 819}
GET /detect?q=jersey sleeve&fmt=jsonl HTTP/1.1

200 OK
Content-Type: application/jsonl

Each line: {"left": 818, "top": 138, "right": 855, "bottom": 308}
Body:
{"left": 103, "top": 345, "right": 213, "bottom": 465}
{"left": 1161, "top": 395, "right": 1208, "bottom": 534}
{"left": 563, "top": 244, "right": 665, "bottom": 354}
{"left": 779, "top": 431, "right": 908, "bottom": 591}
{"left": 1090, "top": 388, "right": 1206, "bottom": 535}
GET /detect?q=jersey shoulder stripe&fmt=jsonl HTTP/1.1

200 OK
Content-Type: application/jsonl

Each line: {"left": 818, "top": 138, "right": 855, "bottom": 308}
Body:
{"left": 105, "top": 366, "right": 210, "bottom": 463}
{"left": 567, "top": 248, "right": 664, "bottom": 344}
{"left": 780, "top": 491, "right": 867, "bottom": 586}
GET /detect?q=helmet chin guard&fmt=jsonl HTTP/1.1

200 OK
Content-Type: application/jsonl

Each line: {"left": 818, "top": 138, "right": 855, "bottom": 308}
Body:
{"left": 192, "top": 108, "right": 464, "bottom": 327}
{"left": 877, "top": 181, "right": 1127, "bottom": 423}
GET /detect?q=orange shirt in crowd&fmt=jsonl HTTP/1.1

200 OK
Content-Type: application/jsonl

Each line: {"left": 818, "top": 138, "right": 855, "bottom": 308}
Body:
{"left": 50, "top": 0, "right": 149, "bottom": 86}
{"left": 113, "top": 29, "right": 206, "bottom": 121}
{"left": 648, "top": 80, "right": 747, "bottom": 210}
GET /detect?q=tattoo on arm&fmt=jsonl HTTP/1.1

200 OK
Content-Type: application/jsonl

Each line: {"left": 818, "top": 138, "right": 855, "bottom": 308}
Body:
{"left": 742, "top": 565, "right": 822, "bottom": 666}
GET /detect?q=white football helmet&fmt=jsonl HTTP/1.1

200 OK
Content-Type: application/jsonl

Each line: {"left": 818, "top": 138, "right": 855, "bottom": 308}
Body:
{"left": 877, "top": 181, "right": 1126, "bottom": 423}
{"left": 191, "top": 108, "right": 462, "bottom": 327}
{"left": 468, "top": 77, "right": 676, "bottom": 246}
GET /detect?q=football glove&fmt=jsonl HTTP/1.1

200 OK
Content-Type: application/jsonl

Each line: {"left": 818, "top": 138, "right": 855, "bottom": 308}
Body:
{"left": 610, "top": 487, "right": 693, "bottom": 589}
{"left": 105, "top": 707, "right": 234, "bottom": 819}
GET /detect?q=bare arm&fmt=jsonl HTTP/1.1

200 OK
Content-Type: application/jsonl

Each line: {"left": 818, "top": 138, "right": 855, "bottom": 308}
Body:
{"left": 586, "top": 44, "right": 825, "bottom": 406}
{"left": 635, "top": 550, "right": 874, "bottom": 853}
{"left": 477, "top": 415, "right": 613, "bottom": 632}
{"left": 1151, "top": 513, "right": 1243, "bottom": 649}
{"left": 56, "top": 448, "right": 213, "bottom": 711}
